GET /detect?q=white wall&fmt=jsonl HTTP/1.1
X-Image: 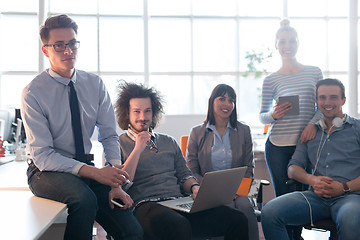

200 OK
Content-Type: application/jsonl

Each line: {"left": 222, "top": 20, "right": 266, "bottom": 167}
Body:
{"left": 92, "top": 114, "right": 206, "bottom": 144}
{"left": 155, "top": 114, "right": 206, "bottom": 143}
{"left": 92, "top": 114, "right": 266, "bottom": 143}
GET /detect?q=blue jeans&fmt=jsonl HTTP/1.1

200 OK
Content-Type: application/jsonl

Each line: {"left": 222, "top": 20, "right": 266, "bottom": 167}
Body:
{"left": 27, "top": 162, "right": 143, "bottom": 240}
{"left": 264, "top": 138, "right": 296, "bottom": 197}
{"left": 261, "top": 190, "right": 360, "bottom": 240}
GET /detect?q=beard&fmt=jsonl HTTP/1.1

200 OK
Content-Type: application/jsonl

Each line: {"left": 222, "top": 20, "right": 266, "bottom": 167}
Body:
{"left": 130, "top": 121, "right": 150, "bottom": 133}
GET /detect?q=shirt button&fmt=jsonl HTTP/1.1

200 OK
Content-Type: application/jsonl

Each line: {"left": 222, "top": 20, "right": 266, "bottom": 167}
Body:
{"left": 326, "top": 165, "right": 329, "bottom": 168}
{"left": 327, "top": 153, "right": 330, "bottom": 155}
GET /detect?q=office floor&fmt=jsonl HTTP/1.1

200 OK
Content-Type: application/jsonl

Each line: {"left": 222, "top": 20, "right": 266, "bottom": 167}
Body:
{"left": 94, "top": 222, "right": 331, "bottom": 240}
{"left": 92, "top": 143, "right": 331, "bottom": 240}
{"left": 259, "top": 224, "right": 330, "bottom": 240}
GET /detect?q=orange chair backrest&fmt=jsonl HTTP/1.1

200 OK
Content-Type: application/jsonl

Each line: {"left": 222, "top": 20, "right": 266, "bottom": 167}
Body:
{"left": 180, "top": 136, "right": 189, "bottom": 158}
{"left": 264, "top": 124, "right": 270, "bottom": 134}
{"left": 237, "top": 177, "right": 252, "bottom": 196}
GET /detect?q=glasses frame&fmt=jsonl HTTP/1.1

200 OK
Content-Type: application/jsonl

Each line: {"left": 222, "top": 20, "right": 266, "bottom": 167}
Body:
{"left": 44, "top": 41, "right": 80, "bottom": 52}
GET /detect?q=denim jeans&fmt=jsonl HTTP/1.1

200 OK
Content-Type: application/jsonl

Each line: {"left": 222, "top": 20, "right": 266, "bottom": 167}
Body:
{"left": 261, "top": 190, "right": 360, "bottom": 240}
{"left": 27, "top": 162, "right": 143, "bottom": 240}
{"left": 264, "top": 138, "right": 296, "bottom": 197}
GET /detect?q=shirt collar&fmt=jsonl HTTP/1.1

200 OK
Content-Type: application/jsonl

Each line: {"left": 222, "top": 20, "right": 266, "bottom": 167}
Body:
{"left": 126, "top": 126, "right": 137, "bottom": 142}
{"left": 126, "top": 125, "right": 158, "bottom": 145}
{"left": 343, "top": 114, "right": 353, "bottom": 125}
{"left": 48, "top": 68, "right": 77, "bottom": 85}
{"left": 206, "top": 121, "right": 236, "bottom": 132}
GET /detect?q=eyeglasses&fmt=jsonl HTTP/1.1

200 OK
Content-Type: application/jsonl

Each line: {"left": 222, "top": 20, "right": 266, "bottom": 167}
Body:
{"left": 44, "top": 41, "right": 80, "bottom": 52}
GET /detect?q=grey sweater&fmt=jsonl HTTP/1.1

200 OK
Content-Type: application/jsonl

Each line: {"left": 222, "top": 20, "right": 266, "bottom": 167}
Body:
{"left": 119, "top": 132, "right": 193, "bottom": 206}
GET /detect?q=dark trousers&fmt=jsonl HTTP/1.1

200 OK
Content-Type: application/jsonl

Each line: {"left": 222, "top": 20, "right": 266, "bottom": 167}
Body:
{"left": 27, "top": 162, "right": 143, "bottom": 240}
{"left": 134, "top": 202, "right": 249, "bottom": 240}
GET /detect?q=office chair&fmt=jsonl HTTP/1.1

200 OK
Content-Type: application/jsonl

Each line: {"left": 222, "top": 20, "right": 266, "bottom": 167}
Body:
{"left": 180, "top": 135, "right": 270, "bottom": 221}
{"left": 286, "top": 179, "right": 338, "bottom": 240}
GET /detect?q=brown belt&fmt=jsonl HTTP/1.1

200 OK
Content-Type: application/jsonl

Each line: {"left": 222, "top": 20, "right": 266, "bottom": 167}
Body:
{"left": 74, "top": 154, "right": 94, "bottom": 165}
{"left": 84, "top": 154, "right": 94, "bottom": 161}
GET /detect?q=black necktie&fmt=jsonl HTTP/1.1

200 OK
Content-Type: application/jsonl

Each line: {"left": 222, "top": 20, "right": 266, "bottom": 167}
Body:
{"left": 68, "top": 81, "right": 86, "bottom": 163}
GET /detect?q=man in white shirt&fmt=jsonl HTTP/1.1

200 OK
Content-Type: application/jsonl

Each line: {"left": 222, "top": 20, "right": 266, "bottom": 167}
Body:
{"left": 21, "top": 14, "right": 143, "bottom": 240}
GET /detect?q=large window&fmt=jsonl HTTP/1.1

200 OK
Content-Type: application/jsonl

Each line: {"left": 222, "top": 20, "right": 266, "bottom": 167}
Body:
{"left": 0, "top": 0, "right": 356, "bottom": 127}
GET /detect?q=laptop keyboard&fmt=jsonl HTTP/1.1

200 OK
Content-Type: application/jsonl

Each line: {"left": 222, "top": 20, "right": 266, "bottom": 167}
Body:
{"left": 176, "top": 202, "right": 193, "bottom": 210}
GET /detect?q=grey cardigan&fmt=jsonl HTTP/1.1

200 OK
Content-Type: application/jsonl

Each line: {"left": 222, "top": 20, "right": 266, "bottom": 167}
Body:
{"left": 186, "top": 121, "right": 254, "bottom": 183}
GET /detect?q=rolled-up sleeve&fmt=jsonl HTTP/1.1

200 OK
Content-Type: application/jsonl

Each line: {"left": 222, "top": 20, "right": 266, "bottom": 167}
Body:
{"left": 288, "top": 140, "right": 308, "bottom": 170}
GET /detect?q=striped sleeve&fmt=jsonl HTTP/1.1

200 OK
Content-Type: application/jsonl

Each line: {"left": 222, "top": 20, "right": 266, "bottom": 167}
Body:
{"left": 258, "top": 66, "right": 323, "bottom": 141}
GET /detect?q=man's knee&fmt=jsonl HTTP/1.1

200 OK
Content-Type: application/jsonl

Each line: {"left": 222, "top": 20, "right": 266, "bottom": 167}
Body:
{"left": 68, "top": 188, "right": 98, "bottom": 217}
{"left": 336, "top": 202, "right": 360, "bottom": 238}
{"left": 261, "top": 200, "right": 279, "bottom": 223}
{"left": 140, "top": 210, "right": 191, "bottom": 239}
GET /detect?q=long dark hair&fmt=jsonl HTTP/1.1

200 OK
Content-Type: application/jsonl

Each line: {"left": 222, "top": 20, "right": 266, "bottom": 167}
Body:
{"left": 205, "top": 84, "right": 237, "bottom": 128}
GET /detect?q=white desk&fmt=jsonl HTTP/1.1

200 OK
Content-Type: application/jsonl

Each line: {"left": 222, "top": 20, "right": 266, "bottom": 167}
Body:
{"left": 0, "top": 155, "right": 16, "bottom": 165}
{"left": 0, "top": 191, "right": 66, "bottom": 240}
{"left": 0, "top": 160, "right": 28, "bottom": 190}
{"left": 0, "top": 144, "right": 104, "bottom": 239}
{"left": 0, "top": 142, "right": 103, "bottom": 190}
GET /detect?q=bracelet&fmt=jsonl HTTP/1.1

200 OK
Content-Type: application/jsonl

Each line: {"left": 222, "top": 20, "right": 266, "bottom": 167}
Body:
{"left": 190, "top": 183, "right": 200, "bottom": 193}
{"left": 342, "top": 182, "right": 351, "bottom": 194}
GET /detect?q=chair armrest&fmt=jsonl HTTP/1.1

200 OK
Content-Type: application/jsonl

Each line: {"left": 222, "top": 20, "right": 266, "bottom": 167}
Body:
{"left": 286, "top": 178, "right": 305, "bottom": 191}
{"left": 247, "top": 178, "right": 270, "bottom": 211}
{"left": 260, "top": 179, "right": 270, "bottom": 186}
{"left": 286, "top": 179, "right": 297, "bottom": 185}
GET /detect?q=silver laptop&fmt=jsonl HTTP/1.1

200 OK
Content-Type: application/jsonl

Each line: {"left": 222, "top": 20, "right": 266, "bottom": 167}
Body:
{"left": 158, "top": 167, "right": 247, "bottom": 213}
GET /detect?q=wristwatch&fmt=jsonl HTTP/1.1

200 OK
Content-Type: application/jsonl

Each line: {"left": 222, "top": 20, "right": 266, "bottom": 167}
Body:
{"left": 190, "top": 183, "right": 200, "bottom": 194}
{"left": 342, "top": 182, "right": 351, "bottom": 195}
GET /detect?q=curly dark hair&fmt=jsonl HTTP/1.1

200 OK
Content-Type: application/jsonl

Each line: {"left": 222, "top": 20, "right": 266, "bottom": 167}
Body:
{"left": 205, "top": 84, "right": 237, "bottom": 129}
{"left": 40, "top": 14, "right": 78, "bottom": 44}
{"left": 114, "top": 81, "right": 164, "bottom": 130}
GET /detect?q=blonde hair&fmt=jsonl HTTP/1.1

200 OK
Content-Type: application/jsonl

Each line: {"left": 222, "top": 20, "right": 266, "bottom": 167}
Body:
{"left": 275, "top": 19, "right": 298, "bottom": 43}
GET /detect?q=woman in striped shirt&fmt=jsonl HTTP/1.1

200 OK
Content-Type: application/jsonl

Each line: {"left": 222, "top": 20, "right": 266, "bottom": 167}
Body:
{"left": 259, "top": 19, "right": 323, "bottom": 239}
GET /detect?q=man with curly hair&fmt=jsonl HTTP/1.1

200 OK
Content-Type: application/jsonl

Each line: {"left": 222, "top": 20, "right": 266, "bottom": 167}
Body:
{"left": 114, "top": 81, "right": 249, "bottom": 240}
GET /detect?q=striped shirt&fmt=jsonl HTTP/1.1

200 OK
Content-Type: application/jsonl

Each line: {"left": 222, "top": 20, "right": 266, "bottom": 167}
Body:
{"left": 259, "top": 65, "right": 323, "bottom": 146}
